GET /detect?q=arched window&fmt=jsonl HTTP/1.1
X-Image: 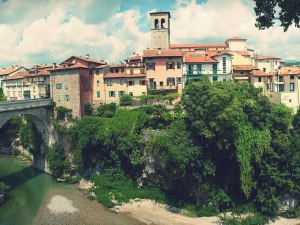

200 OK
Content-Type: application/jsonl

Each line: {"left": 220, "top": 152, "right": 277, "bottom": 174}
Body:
{"left": 161, "top": 18, "right": 165, "bottom": 28}
{"left": 154, "top": 19, "right": 159, "bottom": 29}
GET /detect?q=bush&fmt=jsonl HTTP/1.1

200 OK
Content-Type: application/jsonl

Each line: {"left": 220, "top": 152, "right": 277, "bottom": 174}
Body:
{"left": 55, "top": 106, "right": 72, "bottom": 121}
{"left": 84, "top": 102, "right": 93, "bottom": 116}
{"left": 46, "top": 143, "right": 66, "bottom": 179}
{"left": 119, "top": 94, "right": 133, "bottom": 106}
{"left": 0, "top": 182, "right": 10, "bottom": 194}
{"left": 97, "top": 103, "right": 116, "bottom": 118}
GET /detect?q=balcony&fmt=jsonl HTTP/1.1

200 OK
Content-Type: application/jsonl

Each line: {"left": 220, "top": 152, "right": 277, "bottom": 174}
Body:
{"left": 213, "top": 70, "right": 218, "bottom": 74}
{"left": 127, "top": 63, "right": 144, "bottom": 67}
{"left": 187, "top": 70, "right": 193, "bottom": 75}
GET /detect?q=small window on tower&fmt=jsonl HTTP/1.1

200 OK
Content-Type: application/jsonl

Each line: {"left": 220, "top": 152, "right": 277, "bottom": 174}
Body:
{"left": 155, "top": 19, "right": 159, "bottom": 29}
{"left": 161, "top": 18, "right": 165, "bottom": 28}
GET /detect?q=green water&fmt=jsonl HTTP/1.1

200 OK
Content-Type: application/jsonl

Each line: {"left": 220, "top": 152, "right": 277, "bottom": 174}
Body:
{"left": 0, "top": 155, "right": 69, "bottom": 225}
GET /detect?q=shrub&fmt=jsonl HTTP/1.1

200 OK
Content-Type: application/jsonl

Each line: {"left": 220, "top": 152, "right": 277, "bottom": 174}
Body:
{"left": 55, "top": 106, "right": 72, "bottom": 121}
{"left": 119, "top": 94, "right": 133, "bottom": 106}
{"left": 0, "top": 182, "right": 10, "bottom": 194}
{"left": 46, "top": 143, "right": 66, "bottom": 179}
{"left": 84, "top": 102, "right": 93, "bottom": 116}
{"left": 97, "top": 103, "right": 117, "bottom": 118}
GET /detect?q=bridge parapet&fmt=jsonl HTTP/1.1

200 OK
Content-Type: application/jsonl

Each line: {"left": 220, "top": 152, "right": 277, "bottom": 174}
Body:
{"left": 0, "top": 99, "right": 50, "bottom": 112}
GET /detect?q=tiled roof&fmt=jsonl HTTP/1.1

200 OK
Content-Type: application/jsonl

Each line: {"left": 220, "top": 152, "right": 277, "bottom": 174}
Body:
{"left": 237, "top": 51, "right": 250, "bottom": 56}
{"left": 250, "top": 69, "right": 270, "bottom": 77}
{"left": 184, "top": 52, "right": 218, "bottom": 63}
{"left": 170, "top": 43, "right": 228, "bottom": 49}
{"left": 129, "top": 55, "right": 143, "bottom": 61}
{"left": 104, "top": 73, "right": 145, "bottom": 78}
{"left": 0, "top": 66, "right": 24, "bottom": 76}
{"left": 279, "top": 66, "right": 300, "bottom": 75}
{"left": 48, "top": 65, "right": 89, "bottom": 71}
{"left": 109, "top": 64, "right": 126, "bottom": 68}
{"left": 143, "top": 49, "right": 182, "bottom": 57}
{"left": 96, "top": 64, "right": 109, "bottom": 69}
{"left": 233, "top": 65, "right": 256, "bottom": 71}
{"left": 3, "top": 69, "right": 50, "bottom": 81}
{"left": 60, "top": 56, "right": 106, "bottom": 65}
{"left": 226, "top": 36, "right": 247, "bottom": 41}
{"left": 254, "top": 54, "right": 281, "bottom": 60}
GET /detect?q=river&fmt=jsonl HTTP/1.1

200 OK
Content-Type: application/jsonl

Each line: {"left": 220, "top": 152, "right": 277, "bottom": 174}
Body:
{"left": 0, "top": 155, "right": 144, "bottom": 225}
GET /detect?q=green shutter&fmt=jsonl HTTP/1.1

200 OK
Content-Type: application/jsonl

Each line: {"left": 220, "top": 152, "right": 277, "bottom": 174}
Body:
{"left": 108, "top": 91, "right": 110, "bottom": 97}
{"left": 118, "top": 91, "right": 120, "bottom": 97}
{"left": 113, "top": 91, "right": 115, "bottom": 97}
{"left": 97, "top": 91, "right": 100, "bottom": 98}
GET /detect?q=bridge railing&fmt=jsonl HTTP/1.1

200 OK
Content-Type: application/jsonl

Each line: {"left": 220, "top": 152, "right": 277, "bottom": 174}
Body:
{"left": 0, "top": 99, "right": 51, "bottom": 112}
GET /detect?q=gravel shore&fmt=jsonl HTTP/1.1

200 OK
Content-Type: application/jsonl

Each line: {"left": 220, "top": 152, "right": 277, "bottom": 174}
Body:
{"left": 33, "top": 186, "right": 145, "bottom": 225}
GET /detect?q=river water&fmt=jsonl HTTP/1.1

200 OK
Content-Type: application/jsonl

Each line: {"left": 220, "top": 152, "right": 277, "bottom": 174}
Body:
{"left": 0, "top": 155, "right": 144, "bottom": 225}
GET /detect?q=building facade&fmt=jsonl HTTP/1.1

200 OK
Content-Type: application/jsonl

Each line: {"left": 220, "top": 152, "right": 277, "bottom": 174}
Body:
{"left": 150, "top": 12, "right": 171, "bottom": 50}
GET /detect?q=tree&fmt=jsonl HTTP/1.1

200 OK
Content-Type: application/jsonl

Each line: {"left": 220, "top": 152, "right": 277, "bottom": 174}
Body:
{"left": 46, "top": 143, "right": 66, "bottom": 179}
{"left": 0, "top": 182, "right": 10, "bottom": 194}
{"left": 119, "top": 94, "right": 133, "bottom": 106}
{"left": 84, "top": 102, "right": 93, "bottom": 116}
{"left": 97, "top": 103, "right": 117, "bottom": 118}
{"left": 254, "top": 0, "right": 300, "bottom": 31}
{"left": 0, "top": 87, "right": 6, "bottom": 101}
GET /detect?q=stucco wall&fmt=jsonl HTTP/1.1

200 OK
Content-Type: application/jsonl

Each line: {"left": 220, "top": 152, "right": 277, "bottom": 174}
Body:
{"left": 230, "top": 52, "right": 252, "bottom": 65}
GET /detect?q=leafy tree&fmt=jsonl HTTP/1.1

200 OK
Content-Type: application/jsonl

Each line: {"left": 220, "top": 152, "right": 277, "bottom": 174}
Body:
{"left": 0, "top": 182, "right": 10, "bottom": 194}
{"left": 46, "top": 143, "right": 66, "bottom": 179}
{"left": 119, "top": 94, "right": 133, "bottom": 106}
{"left": 97, "top": 103, "right": 117, "bottom": 118}
{"left": 254, "top": 0, "right": 300, "bottom": 31}
{"left": 0, "top": 87, "right": 6, "bottom": 101}
{"left": 55, "top": 106, "right": 72, "bottom": 120}
{"left": 84, "top": 102, "right": 93, "bottom": 116}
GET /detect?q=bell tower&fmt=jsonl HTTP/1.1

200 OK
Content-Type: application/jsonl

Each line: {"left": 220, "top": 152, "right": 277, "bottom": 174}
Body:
{"left": 150, "top": 12, "right": 171, "bottom": 50}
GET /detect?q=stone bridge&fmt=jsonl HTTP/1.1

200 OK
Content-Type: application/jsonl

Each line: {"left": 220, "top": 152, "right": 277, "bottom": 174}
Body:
{"left": 0, "top": 99, "right": 53, "bottom": 172}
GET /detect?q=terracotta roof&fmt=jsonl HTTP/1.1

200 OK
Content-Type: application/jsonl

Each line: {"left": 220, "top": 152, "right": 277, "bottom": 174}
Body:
{"left": 170, "top": 43, "right": 227, "bottom": 49}
{"left": 109, "top": 64, "right": 126, "bottom": 68}
{"left": 226, "top": 36, "right": 247, "bottom": 42}
{"left": 0, "top": 66, "right": 24, "bottom": 76}
{"left": 250, "top": 69, "right": 270, "bottom": 77}
{"left": 129, "top": 55, "right": 143, "bottom": 61}
{"left": 184, "top": 52, "right": 218, "bottom": 63}
{"left": 104, "top": 73, "right": 145, "bottom": 78}
{"left": 237, "top": 51, "right": 250, "bottom": 56}
{"left": 3, "top": 70, "right": 50, "bottom": 81}
{"left": 60, "top": 56, "right": 106, "bottom": 65}
{"left": 48, "top": 65, "right": 88, "bottom": 71}
{"left": 233, "top": 65, "right": 256, "bottom": 71}
{"left": 143, "top": 49, "right": 182, "bottom": 57}
{"left": 279, "top": 66, "right": 300, "bottom": 75}
{"left": 254, "top": 54, "right": 281, "bottom": 60}
{"left": 96, "top": 64, "right": 109, "bottom": 69}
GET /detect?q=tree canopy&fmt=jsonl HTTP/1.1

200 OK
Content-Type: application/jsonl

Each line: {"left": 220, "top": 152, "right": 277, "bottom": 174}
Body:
{"left": 254, "top": 0, "right": 300, "bottom": 31}
{"left": 0, "top": 87, "right": 6, "bottom": 101}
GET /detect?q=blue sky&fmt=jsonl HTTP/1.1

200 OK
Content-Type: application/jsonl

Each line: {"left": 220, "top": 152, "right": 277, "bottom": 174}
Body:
{"left": 0, "top": 0, "right": 299, "bottom": 68}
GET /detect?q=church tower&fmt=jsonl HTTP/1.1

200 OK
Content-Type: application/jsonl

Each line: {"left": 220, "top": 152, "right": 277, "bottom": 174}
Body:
{"left": 149, "top": 12, "right": 171, "bottom": 49}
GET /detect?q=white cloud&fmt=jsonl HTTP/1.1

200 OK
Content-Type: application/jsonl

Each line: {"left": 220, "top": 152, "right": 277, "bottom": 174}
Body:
{"left": 1, "top": 0, "right": 300, "bottom": 68}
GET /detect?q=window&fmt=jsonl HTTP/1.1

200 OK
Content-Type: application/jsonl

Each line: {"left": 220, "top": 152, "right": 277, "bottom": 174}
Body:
{"left": 97, "top": 91, "right": 100, "bottom": 98}
{"left": 129, "top": 92, "right": 133, "bottom": 96}
{"left": 213, "top": 64, "right": 217, "bottom": 73}
{"left": 120, "top": 79, "right": 124, "bottom": 85}
{"left": 128, "top": 81, "right": 135, "bottom": 86}
{"left": 161, "top": 18, "right": 165, "bottom": 28}
{"left": 64, "top": 94, "right": 70, "bottom": 101}
{"left": 121, "top": 68, "right": 124, "bottom": 72}
{"left": 266, "top": 84, "right": 270, "bottom": 90}
{"left": 96, "top": 70, "right": 100, "bottom": 75}
{"left": 107, "top": 80, "right": 113, "bottom": 86}
{"left": 223, "top": 78, "right": 227, "bottom": 82}
{"left": 222, "top": 57, "right": 226, "bottom": 73}
{"left": 263, "top": 68, "right": 266, "bottom": 72}
{"left": 44, "top": 77, "right": 46, "bottom": 81}
{"left": 148, "top": 63, "right": 154, "bottom": 70}
{"left": 213, "top": 76, "right": 218, "bottom": 81}
{"left": 290, "top": 83, "right": 295, "bottom": 91}
{"left": 278, "top": 84, "right": 284, "bottom": 92}
{"left": 115, "top": 69, "right": 119, "bottom": 73}
{"left": 270, "top": 83, "right": 274, "bottom": 92}
{"left": 118, "top": 91, "right": 125, "bottom": 97}
{"left": 289, "top": 99, "right": 292, "bottom": 102}
{"left": 142, "top": 92, "right": 146, "bottom": 95}
{"left": 197, "top": 64, "right": 202, "bottom": 72}
{"left": 160, "top": 81, "right": 163, "bottom": 86}
{"left": 177, "top": 77, "right": 182, "bottom": 84}
{"left": 240, "top": 72, "right": 244, "bottom": 74}
{"left": 97, "top": 80, "right": 100, "bottom": 86}
{"left": 56, "top": 83, "right": 62, "bottom": 89}
{"left": 154, "top": 19, "right": 159, "bottom": 29}
{"left": 110, "top": 69, "right": 113, "bottom": 73}
{"left": 140, "top": 80, "right": 146, "bottom": 85}
{"left": 89, "top": 69, "right": 92, "bottom": 76}
{"left": 188, "top": 64, "right": 193, "bottom": 71}
{"left": 33, "top": 87, "right": 36, "bottom": 92}
{"left": 108, "top": 91, "right": 115, "bottom": 97}
{"left": 177, "top": 62, "right": 181, "bottom": 69}
{"left": 58, "top": 94, "right": 61, "bottom": 101}
{"left": 290, "top": 75, "right": 294, "bottom": 80}
{"left": 167, "top": 62, "right": 173, "bottom": 70}
{"left": 65, "top": 83, "right": 69, "bottom": 89}
{"left": 167, "top": 78, "right": 175, "bottom": 86}
{"left": 258, "top": 77, "right": 262, "bottom": 82}
{"left": 275, "top": 61, "right": 277, "bottom": 65}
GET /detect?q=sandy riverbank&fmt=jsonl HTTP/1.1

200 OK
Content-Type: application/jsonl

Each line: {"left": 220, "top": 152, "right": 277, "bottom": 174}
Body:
{"left": 33, "top": 179, "right": 300, "bottom": 225}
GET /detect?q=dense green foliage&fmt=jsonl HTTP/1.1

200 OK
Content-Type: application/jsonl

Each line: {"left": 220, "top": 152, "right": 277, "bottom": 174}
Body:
{"left": 46, "top": 143, "right": 66, "bottom": 179}
{"left": 0, "top": 87, "right": 6, "bottom": 101}
{"left": 84, "top": 102, "right": 93, "bottom": 116}
{"left": 0, "top": 116, "right": 22, "bottom": 146}
{"left": 61, "top": 78, "right": 300, "bottom": 221}
{"left": 19, "top": 119, "right": 43, "bottom": 154}
{"left": 55, "top": 106, "right": 72, "bottom": 120}
{"left": 0, "top": 182, "right": 10, "bottom": 194}
{"left": 119, "top": 94, "right": 133, "bottom": 106}
{"left": 96, "top": 102, "right": 117, "bottom": 118}
{"left": 254, "top": 0, "right": 300, "bottom": 31}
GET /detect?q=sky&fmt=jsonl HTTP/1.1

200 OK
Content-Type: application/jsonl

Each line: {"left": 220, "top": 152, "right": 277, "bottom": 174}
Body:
{"left": 0, "top": 0, "right": 300, "bottom": 68}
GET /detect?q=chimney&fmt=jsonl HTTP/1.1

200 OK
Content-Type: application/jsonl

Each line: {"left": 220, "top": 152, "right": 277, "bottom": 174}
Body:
{"left": 158, "top": 48, "right": 161, "bottom": 55}
{"left": 53, "top": 63, "right": 56, "bottom": 69}
{"left": 205, "top": 53, "right": 208, "bottom": 61}
{"left": 147, "top": 47, "right": 149, "bottom": 50}
{"left": 86, "top": 54, "right": 89, "bottom": 59}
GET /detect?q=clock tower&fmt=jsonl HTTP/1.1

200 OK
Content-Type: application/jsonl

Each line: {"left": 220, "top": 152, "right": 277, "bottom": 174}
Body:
{"left": 150, "top": 12, "right": 170, "bottom": 50}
